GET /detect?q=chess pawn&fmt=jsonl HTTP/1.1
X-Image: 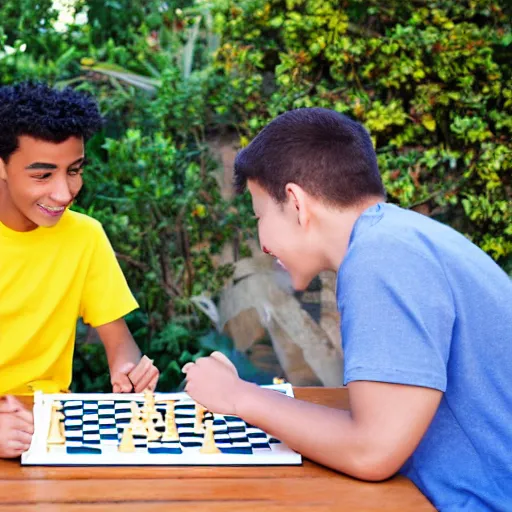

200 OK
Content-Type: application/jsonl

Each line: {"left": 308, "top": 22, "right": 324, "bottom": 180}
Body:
{"left": 47, "top": 402, "right": 65, "bottom": 445}
{"left": 200, "top": 419, "right": 220, "bottom": 454}
{"left": 161, "top": 423, "right": 179, "bottom": 442}
{"left": 118, "top": 426, "right": 136, "bottom": 453}
{"left": 161, "top": 401, "right": 179, "bottom": 442}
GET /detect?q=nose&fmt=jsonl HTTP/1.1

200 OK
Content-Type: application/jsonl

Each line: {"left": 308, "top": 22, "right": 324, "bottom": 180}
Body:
{"left": 49, "top": 177, "right": 74, "bottom": 205}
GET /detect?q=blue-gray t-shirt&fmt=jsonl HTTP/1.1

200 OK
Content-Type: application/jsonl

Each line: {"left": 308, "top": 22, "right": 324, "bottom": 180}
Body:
{"left": 337, "top": 203, "right": 512, "bottom": 511}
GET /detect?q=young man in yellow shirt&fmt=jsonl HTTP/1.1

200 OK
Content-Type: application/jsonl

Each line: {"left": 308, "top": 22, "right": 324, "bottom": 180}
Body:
{"left": 0, "top": 82, "right": 159, "bottom": 458}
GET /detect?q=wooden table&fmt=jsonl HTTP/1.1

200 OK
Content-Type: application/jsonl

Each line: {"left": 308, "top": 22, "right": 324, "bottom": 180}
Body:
{"left": 0, "top": 388, "right": 435, "bottom": 511}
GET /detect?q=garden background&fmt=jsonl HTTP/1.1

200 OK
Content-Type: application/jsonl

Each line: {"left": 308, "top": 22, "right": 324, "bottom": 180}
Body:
{"left": 1, "top": 0, "right": 510, "bottom": 392}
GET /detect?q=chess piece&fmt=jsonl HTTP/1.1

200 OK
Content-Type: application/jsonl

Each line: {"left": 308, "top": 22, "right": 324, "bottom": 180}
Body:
{"left": 200, "top": 419, "right": 220, "bottom": 454}
{"left": 59, "top": 418, "right": 65, "bottom": 438}
{"left": 141, "top": 390, "right": 163, "bottom": 425}
{"left": 129, "top": 401, "right": 147, "bottom": 436}
{"left": 143, "top": 404, "right": 164, "bottom": 426}
{"left": 47, "top": 401, "right": 65, "bottom": 445}
{"left": 161, "top": 401, "right": 179, "bottom": 442}
{"left": 141, "top": 389, "right": 155, "bottom": 418}
{"left": 118, "top": 426, "right": 136, "bottom": 452}
{"left": 151, "top": 409, "right": 165, "bottom": 428}
{"left": 143, "top": 388, "right": 156, "bottom": 409}
{"left": 194, "top": 404, "right": 206, "bottom": 434}
{"left": 145, "top": 419, "right": 162, "bottom": 441}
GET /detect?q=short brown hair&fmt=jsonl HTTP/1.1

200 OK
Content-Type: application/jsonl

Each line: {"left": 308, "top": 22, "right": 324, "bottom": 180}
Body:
{"left": 234, "top": 108, "right": 385, "bottom": 206}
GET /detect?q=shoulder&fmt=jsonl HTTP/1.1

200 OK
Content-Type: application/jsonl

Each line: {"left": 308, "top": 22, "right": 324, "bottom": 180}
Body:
{"left": 60, "top": 209, "right": 105, "bottom": 238}
{"left": 337, "top": 205, "right": 453, "bottom": 302}
{"left": 343, "top": 207, "right": 442, "bottom": 272}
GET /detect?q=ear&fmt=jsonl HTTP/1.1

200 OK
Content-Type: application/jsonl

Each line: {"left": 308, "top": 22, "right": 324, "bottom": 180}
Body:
{"left": 284, "top": 183, "right": 310, "bottom": 228}
{"left": 0, "top": 158, "right": 6, "bottom": 180}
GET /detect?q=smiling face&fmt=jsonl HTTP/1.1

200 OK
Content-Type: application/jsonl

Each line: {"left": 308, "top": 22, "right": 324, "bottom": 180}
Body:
{"left": 248, "top": 179, "right": 325, "bottom": 291}
{"left": 0, "top": 135, "right": 85, "bottom": 232}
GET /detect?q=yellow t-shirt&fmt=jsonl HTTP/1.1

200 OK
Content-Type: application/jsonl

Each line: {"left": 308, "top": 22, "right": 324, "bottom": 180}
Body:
{"left": 0, "top": 210, "right": 138, "bottom": 395}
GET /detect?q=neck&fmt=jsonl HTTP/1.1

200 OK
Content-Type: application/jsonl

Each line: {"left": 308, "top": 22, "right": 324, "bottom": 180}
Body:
{"left": 315, "top": 196, "right": 383, "bottom": 272}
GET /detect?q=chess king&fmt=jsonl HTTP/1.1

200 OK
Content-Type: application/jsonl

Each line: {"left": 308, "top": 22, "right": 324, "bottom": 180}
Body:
{"left": 0, "top": 82, "right": 160, "bottom": 459}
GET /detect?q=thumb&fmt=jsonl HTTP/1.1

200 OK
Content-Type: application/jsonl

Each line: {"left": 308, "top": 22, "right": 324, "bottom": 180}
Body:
{"left": 210, "top": 352, "right": 238, "bottom": 375}
{"left": 182, "top": 362, "right": 195, "bottom": 374}
{"left": 0, "top": 395, "right": 22, "bottom": 414}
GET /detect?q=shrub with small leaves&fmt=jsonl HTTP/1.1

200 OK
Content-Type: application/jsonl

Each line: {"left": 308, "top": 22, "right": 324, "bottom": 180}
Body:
{"left": 210, "top": 0, "right": 512, "bottom": 271}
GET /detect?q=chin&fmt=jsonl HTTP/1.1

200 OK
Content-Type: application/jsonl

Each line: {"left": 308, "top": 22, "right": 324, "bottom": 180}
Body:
{"left": 290, "top": 274, "right": 314, "bottom": 292}
{"left": 33, "top": 217, "right": 60, "bottom": 229}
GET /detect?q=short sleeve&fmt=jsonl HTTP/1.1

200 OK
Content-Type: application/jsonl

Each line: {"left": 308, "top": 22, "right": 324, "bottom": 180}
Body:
{"left": 79, "top": 224, "right": 138, "bottom": 328}
{"left": 338, "top": 235, "right": 455, "bottom": 392}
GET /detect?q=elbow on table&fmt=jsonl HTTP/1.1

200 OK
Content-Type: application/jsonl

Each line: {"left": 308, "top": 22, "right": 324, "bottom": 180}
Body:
{"left": 348, "top": 451, "right": 403, "bottom": 482}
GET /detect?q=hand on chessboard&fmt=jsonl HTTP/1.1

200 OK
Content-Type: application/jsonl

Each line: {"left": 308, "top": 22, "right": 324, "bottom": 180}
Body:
{"left": 183, "top": 352, "right": 244, "bottom": 416}
{"left": 0, "top": 395, "right": 34, "bottom": 458}
{"left": 111, "top": 355, "right": 159, "bottom": 393}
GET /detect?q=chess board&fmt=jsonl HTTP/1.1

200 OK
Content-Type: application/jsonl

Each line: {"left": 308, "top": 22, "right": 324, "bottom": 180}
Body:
{"left": 21, "top": 384, "right": 302, "bottom": 466}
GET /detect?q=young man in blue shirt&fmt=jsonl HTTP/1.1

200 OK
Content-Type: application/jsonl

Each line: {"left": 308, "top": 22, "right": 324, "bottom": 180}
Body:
{"left": 183, "top": 108, "right": 512, "bottom": 511}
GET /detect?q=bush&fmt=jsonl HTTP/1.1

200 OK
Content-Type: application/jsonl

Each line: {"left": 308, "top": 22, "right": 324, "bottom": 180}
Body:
{"left": 2, "top": 0, "right": 510, "bottom": 391}
{"left": 209, "top": 0, "right": 512, "bottom": 271}
{"left": 1, "top": 0, "right": 251, "bottom": 391}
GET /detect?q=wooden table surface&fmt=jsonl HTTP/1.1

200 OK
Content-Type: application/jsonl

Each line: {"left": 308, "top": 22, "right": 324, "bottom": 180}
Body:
{"left": 0, "top": 388, "right": 435, "bottom": 512}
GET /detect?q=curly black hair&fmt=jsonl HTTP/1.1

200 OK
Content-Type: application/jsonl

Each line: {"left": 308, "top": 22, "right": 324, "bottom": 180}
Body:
{"left": 0, "top": 82, "right": 103, "bottom": 162}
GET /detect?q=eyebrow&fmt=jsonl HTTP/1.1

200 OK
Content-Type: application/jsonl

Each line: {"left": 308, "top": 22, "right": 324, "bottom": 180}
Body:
{"left": 25, "top": 156, "right": 85, "bottom": 170}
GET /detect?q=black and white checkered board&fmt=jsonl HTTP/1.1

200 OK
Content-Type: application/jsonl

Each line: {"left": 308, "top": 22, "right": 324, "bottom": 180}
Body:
{"left": 21, "top": 385, "right": 302, "bottom": 466}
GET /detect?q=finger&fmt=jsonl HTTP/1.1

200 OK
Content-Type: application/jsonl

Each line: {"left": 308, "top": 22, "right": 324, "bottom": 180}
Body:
{"left": 133, "top": 368, "right": 159, "bottom": 393}
{"left": 128, "top": 356, "right": 152, "bottom": 386}
{"left": 12, "top": 405, "right": 33, "bottom": 425}
{"left": 0, "top": 396, "right": 21, "bottom": 414}
{"left": 112, "top": 374, "right": 133, "bottom": 393}
{"left": 13, "top": 429, "right": 33, "bottom": 446}
{"left": 210, "top": 351, "right": 238, "bottom": 374}
{"left": 147, "top": 372, "right": 159, "bottom": 392}
{"left": 113, "top": 383, "right": 121, "bottom": 393}
{"left": 9, "top": 414, "right": 34, "bottom": 435}
{"left": 182, "top": 362, "right": 195, "bottom": 374}
{"left": 7, "top": 440, "right": 30, "bottom": 456}
{"left": 129, "top": 365, "right": 154, "bottom": 391}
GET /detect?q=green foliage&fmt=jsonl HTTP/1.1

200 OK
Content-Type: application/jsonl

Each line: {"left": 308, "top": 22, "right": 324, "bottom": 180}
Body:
{"left": 2, "top": 0, "right": 510, "bottom": 391}
{"left": 1, "top": 0, "right": 248, "bottom": 392}
{"left": 210, "top": 0, "right": 512, "bottom": 271}
{"left": 77, "top": 125, "right": 236, "bottom": 319}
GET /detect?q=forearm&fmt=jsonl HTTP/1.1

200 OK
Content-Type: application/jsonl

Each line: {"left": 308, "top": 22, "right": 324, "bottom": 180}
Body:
{"left": 104, "top": 337, "right": 141, "bottom": 371}
{"left": 235, "top": 382, "right": 376, "bottom": 478}
{"left": 96, "top": 319, "right": 142, "bottom": 373}
{"left": 184, "top": 354, "right": 440, "bottom": 480}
